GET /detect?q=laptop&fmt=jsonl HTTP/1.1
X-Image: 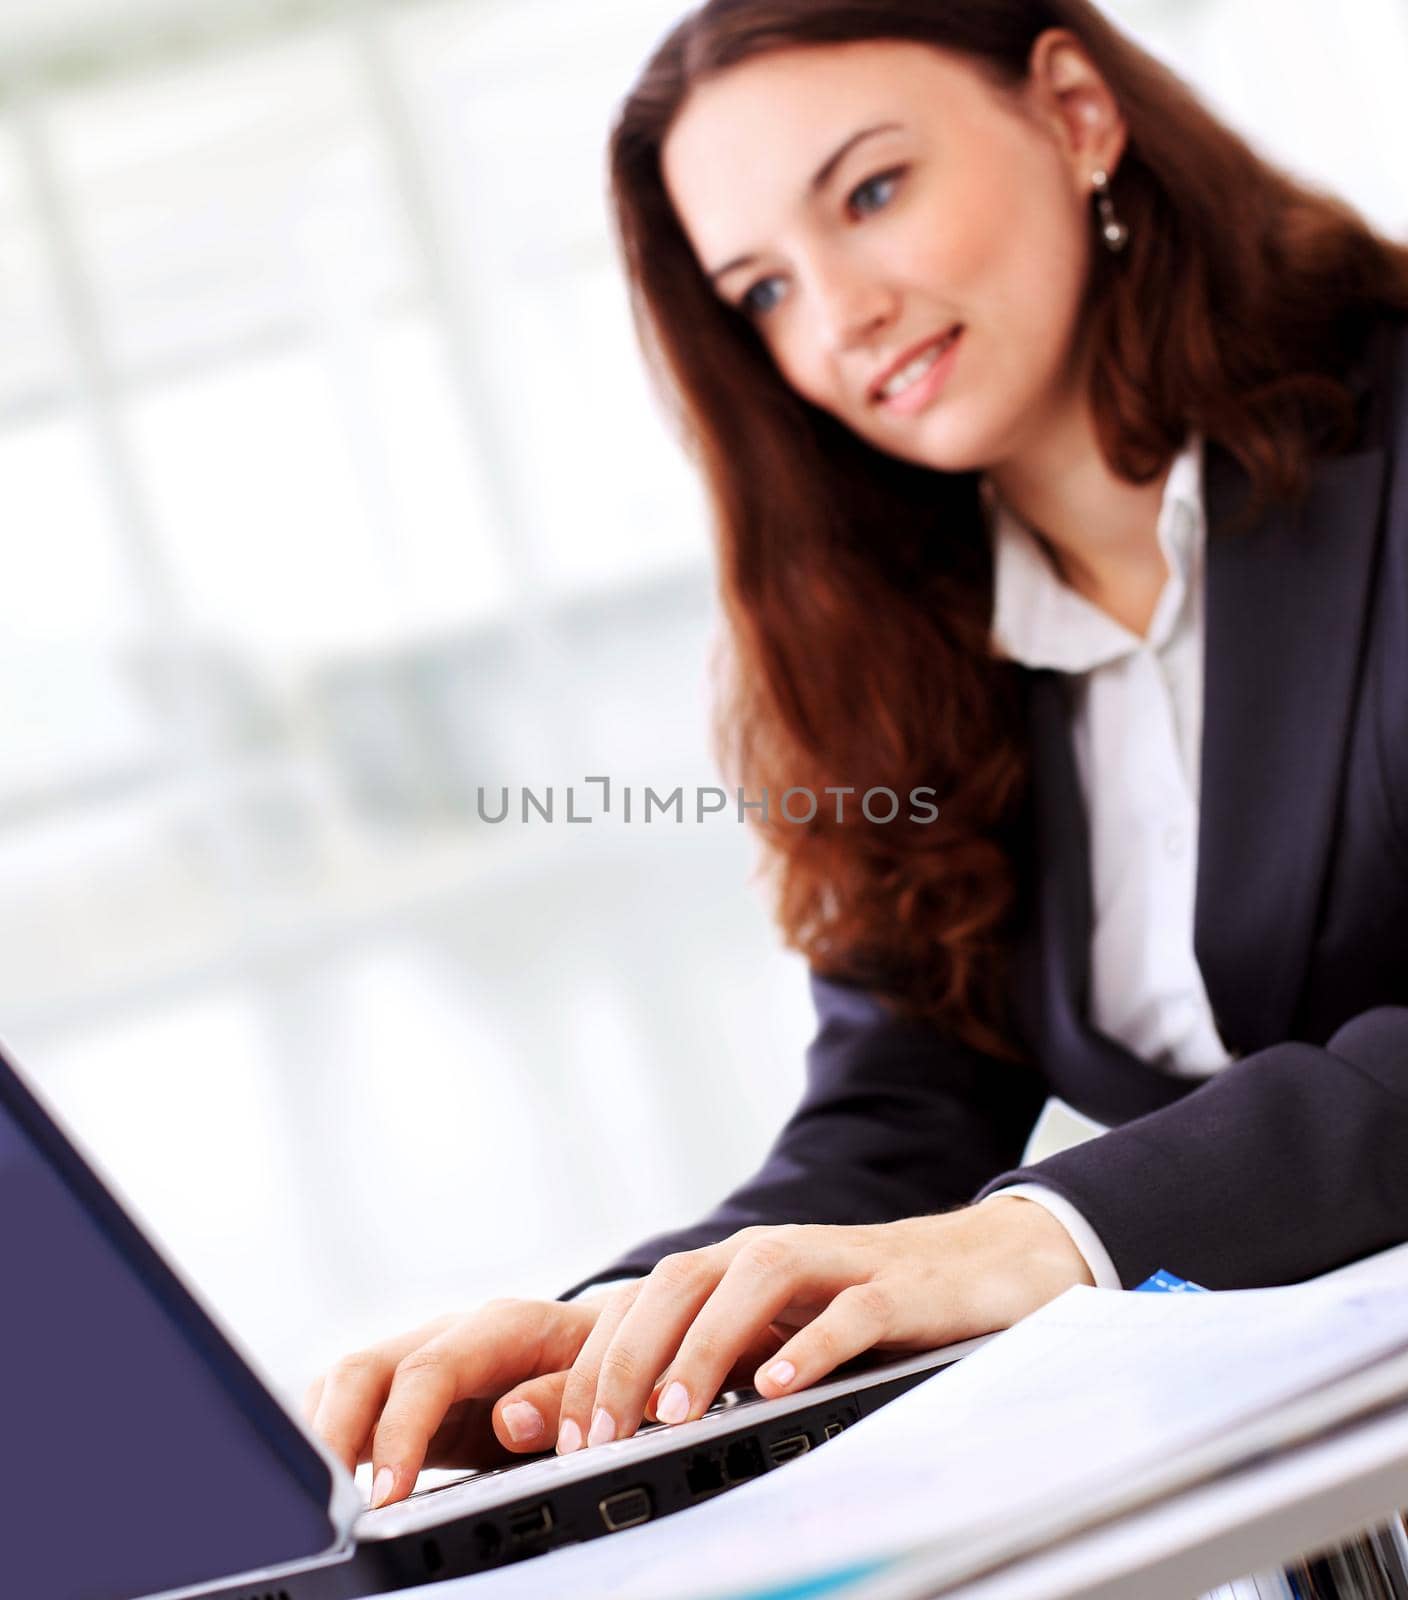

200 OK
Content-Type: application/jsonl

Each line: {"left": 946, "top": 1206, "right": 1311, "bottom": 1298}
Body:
{"left": 1, "top": 1034, "right": 991, "bottom": 1600}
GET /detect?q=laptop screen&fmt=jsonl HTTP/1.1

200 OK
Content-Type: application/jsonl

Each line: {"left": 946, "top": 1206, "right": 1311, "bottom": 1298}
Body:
{"left": 0, "top": 1047, "right": 342, "bottom": 1600}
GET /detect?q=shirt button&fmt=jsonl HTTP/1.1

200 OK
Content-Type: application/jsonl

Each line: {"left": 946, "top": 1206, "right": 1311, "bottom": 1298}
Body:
{"left": 1163, "top": 823, "right": 1187, "bottom": 859}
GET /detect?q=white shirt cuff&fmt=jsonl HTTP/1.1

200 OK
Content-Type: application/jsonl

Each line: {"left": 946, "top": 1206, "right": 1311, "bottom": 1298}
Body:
{"left": 983, "top": 1182, "right": 1123, "bottom": 1290}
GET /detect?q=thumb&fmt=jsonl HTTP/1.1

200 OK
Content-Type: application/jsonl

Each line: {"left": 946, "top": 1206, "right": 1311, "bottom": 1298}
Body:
{"left": 492, "top": 1370, "right": 570, "bottom": 1453}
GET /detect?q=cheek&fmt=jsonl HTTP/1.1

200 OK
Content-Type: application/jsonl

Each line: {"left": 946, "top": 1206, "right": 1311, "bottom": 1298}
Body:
{"left": 1003, "top": 226, "right": 1088, "bottom": 340}
{"left": 772, "top": 331, "right": 841, "bottom": 416}
{"left": 980, "top": 175, "right": 1091, "bottom": 371}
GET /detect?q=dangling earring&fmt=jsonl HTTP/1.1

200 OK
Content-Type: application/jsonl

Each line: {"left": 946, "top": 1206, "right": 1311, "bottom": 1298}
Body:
{"left": 1091, "top": 168, "right": 1130, "bottom": 254}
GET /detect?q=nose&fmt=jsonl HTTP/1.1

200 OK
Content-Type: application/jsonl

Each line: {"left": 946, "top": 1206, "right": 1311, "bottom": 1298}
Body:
{"left": 804, "top": 251, "right": 898, "bottom": 353}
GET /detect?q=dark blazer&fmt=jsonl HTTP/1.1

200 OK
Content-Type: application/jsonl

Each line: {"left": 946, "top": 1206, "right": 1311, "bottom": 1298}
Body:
{"left": 565, "top": 310, "right": 1408, "bottom": 1298}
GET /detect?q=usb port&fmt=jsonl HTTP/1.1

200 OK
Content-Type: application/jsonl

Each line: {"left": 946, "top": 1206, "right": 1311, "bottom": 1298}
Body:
{"left": 506, "top": 1503, "right": 554, "bottom": 1542}
{"left": 599, "top": 1486, "right": 653, "bottom": 1531}
{"left": 768, "top": 1432, "right": 812, "bottom": 1465}
{"left": 824, "top": 1422, "right": 845, "bottom": 1440}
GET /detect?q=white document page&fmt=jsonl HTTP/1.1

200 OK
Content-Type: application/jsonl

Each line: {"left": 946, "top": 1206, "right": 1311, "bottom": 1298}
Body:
{"left": 417, "top": 1276, "right": 1408, "bottom": 1600}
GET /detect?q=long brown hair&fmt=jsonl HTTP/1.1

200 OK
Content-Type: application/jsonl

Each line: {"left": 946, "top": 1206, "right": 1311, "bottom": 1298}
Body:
{"left": 607, "top": 0, "right": 1408, "bottom": 1061}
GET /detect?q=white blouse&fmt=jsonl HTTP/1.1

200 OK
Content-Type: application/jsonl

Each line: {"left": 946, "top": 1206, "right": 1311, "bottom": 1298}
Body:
{"left": 980, "top": 429, "right": 1235, "bottom": 1287}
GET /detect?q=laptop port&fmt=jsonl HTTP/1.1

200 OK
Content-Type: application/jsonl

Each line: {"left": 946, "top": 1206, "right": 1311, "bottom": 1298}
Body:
{"left": 599, "top": 1486, "right": 653, "bottom": 1531}
{"left": 824, "top": 1421, "right": 845, "bottom": 1440}
{"left": 768, "top": 1431, "right": 812, "bottom": 1465}
{"left": 506, "top": 1502, "right": 555, "bottom": 1543}
{"left": 686, "top": 1449, "right": 726, "bottom": 1498}
{"left": 723, "top": 1437, "right": 766, "bottom": 1485}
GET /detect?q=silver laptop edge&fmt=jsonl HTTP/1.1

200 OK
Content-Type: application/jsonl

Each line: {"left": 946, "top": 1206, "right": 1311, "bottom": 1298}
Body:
{"left": 355, "top": 1331, "right": 996, "bottom": 1542}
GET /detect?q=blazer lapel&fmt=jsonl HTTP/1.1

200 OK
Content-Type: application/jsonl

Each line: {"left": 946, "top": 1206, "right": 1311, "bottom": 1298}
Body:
{"left": 1017, "top": 670, "right": 1194, "bottom": 1121}
{"left": 1195, "top": 374, "right": 1390, "bottom": 1053}
{"left": 1014, "top": 320, "right": 1396, "bottom": 1106}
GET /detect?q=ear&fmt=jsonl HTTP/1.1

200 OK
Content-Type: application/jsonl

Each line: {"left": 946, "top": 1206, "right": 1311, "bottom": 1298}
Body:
{"left": 1025, "top": 28, "right": 1128, "bottom": 192}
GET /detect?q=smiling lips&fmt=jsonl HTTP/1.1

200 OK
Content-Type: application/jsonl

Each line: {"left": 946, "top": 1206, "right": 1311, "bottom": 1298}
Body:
{"left": 869, "top": 325, "right": 964, "bottom": 407}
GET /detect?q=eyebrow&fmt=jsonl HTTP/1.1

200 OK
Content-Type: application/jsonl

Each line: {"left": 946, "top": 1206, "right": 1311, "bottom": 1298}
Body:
{"left": 705, "top": 121, "right": 905, "bottom": 287}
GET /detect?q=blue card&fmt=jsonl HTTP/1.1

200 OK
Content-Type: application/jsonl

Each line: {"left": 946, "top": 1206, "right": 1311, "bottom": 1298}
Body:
{"left": 1135, "top": 1268, "right": 1209, "bottom": 1293}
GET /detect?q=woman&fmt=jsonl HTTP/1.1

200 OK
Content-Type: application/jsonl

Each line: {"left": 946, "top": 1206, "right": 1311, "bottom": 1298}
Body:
{"left": 305, "top": 0, "right": 1408, "bottom": 1510}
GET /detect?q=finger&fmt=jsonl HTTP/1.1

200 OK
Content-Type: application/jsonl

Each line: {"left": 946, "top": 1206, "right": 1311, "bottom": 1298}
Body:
{"left": 369, "top": 1342, "right": 461, "bottom": 1506}
{"left": 645, "top": 1321, "right": 790, "bottom": 1421}
{"left": 568, "top": 1246, "right": 742, "bottom": 1449}
{"left": 642, "top": 1233, "right": 829, "bottom": 1429}
{"left": 491, "top": 1370, "right": 571, "bottom": 1453}
{"left": 555, "top": 1279, "right": 662, "bottom": 1452}
{"left": 306, "top": 1314, "right": 458, "bottom": 1472}
{"left": 753, "top": 1282, "right": 896, "bottom": 1398}
{"left": 310, "top": 1352, "right": 399, "bottom": 1475}
{"left": 371, "top": 1300, "right": 599, "bottom": 1504}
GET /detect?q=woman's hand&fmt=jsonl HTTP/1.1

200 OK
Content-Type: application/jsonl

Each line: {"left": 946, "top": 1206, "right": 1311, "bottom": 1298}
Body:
{"left": 300, "top": 1198, "right": 1089, "bottom": 1507}
{"left": 554, "top": 1196, "right": 1093, "bottom": 1455}
{"left": 301, "top": 1296, "right": 605, "bottom": 1509}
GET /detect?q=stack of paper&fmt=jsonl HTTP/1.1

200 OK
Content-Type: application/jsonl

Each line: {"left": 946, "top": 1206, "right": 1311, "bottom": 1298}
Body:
{"left": 434, "top": 1272, "right": 1408, "bottom": 1600}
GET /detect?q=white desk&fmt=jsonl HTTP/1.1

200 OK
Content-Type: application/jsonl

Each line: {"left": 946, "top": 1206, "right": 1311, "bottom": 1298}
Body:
{"left": 860, "top": 1396, "right": 1408, "bottom": 1598}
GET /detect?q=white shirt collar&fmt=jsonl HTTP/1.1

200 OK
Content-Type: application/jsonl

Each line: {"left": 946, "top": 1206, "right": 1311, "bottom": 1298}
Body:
{"left": 983, "top": 431, "right": 1206, "bottom": 673}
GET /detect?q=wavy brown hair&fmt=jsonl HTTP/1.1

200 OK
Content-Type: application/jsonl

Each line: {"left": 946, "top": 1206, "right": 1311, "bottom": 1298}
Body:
{"left": 607, "top": 0, "right": 1408, "bottom": 1061}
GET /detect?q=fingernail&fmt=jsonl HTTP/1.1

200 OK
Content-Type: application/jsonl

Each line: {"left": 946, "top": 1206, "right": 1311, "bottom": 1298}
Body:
{"left": 657, "top": 1381, "right": 690, "bottom": 1424}
{"left": 765, "top": 1359, "right": 796, "bottom": 1389}
{"left": 502, "top": 1401, "right": 544, "bottom": 1445}
{"left": 587, "top": 1407, "right": 616, "bottom": 1447}
{"left": 557, "top": 1416, "right": 582, "bottom": 1454}
{"left": 371, "top": 1466, "right": 396, "bottom": 1508}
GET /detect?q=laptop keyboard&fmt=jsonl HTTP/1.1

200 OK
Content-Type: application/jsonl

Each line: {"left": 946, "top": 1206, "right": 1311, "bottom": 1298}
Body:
{"left": 401, "top": 1388, "right": 759, "bottom": 1501}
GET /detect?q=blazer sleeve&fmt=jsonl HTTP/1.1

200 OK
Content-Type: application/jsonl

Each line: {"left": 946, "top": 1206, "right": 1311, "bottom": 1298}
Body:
{"left": 559, "top": 969, "right": 1049, "bottom": 1300}
{"left": 972, "top": 1005, "right": 1408, "bottom": 1289}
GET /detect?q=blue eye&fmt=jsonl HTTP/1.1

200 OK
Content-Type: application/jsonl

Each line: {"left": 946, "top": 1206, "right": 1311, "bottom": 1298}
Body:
{"left": 739, "top": 276, "right": 786, "bottom": 318}
{"left": 848, "top": 167, "right": 904, "bottom": 217}
{"left": 731, "top": 166, "right": 907, "bottom": 321}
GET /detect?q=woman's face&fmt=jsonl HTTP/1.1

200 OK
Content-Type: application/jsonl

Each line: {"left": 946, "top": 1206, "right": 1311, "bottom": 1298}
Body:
{"left": 661, "top": 35, "right": 1124, "bottom": 476}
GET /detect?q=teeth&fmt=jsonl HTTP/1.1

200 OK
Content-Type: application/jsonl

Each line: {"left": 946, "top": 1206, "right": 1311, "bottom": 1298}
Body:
{"left": 880, "top": 330, "right": 959, "bottom": 399}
